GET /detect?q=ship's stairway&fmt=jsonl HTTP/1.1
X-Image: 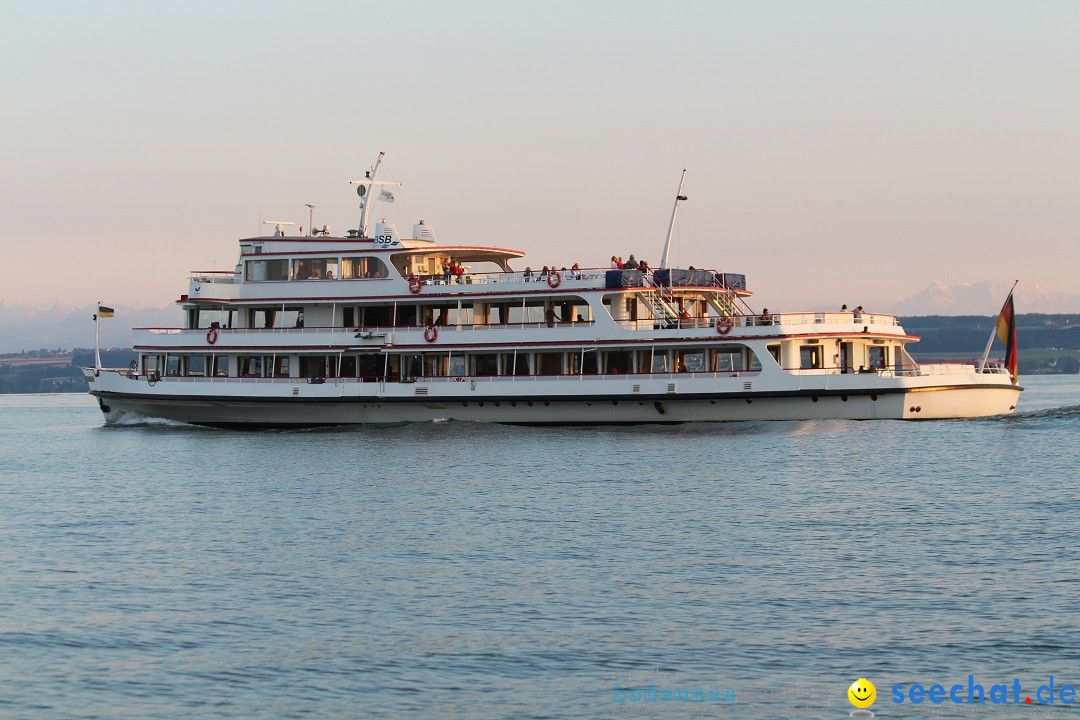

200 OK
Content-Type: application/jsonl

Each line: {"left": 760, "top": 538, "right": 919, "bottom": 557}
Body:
{"left": 642, "top": 289, "right": 680, "bottom": 322}
{"left": 641, "top": 275, "right": 681, "bottom": 322}
{"left": 706, "top": 280, "right": 755, "bottom": 318}
{"left": 707, "top": 291, "right": 736, "bottom": 317}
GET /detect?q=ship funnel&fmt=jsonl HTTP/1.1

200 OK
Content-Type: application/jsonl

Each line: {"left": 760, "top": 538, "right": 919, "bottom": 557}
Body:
{"left": 412, "top": 220, "right": 438, "bottom": 243}
{"left": 373, "top": 220, "right": 401, "bottom": 248}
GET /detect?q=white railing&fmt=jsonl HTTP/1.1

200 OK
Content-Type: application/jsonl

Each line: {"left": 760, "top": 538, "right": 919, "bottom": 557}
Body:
{"left": 189, "top": 274, "right": 240, "bottom": 285}
{"left": 744, "top": 312, "right": 899, "bottom": 327}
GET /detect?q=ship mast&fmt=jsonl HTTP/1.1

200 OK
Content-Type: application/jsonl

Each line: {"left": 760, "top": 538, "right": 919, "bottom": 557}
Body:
{"left": 351, "top": 151, "right": 401, "bottom": 238}
{"left": 659, "top": 169, "right": 687, "bottom": 270}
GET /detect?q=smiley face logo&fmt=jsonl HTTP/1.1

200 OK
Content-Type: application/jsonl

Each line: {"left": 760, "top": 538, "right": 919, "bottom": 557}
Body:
{"left": 848, "top": 678, "right": 876, "bottom": 708}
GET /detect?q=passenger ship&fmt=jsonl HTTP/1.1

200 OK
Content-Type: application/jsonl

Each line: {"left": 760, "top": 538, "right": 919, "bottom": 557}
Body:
{"left": 84, "top": 154, "right": 1021, "bottom": 426}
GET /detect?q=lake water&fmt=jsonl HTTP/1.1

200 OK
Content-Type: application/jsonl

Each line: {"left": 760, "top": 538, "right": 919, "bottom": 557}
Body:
{"left": 1, "top": 377, "right": 1078, "bottom": 719}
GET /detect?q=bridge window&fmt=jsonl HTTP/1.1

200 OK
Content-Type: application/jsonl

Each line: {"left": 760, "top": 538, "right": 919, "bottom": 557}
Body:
{"left": 342, "top": 256, "right": 388, "bottom": 279}
{"left": 293, "top": 258, "right": 339, "bottom": 280}
{"left": 246, "top": 259, "right": 289, "bottom": 282}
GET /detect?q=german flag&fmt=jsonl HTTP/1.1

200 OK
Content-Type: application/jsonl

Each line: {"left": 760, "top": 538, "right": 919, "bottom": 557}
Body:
{"left": 97, "top": 305, "right": 115, "bottom": 318}
{"left": 995, "top": 292, "right": 1017, "bottom": 383}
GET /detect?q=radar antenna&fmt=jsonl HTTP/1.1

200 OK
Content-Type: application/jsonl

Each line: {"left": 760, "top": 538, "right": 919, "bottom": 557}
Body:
{"left": 262, "top": 220, "right": 295, "bottom": 237}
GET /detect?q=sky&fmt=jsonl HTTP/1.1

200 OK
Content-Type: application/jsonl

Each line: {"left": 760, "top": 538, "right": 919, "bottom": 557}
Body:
{"left": 2, "top": 0, "right": 1078, "bottom": 313}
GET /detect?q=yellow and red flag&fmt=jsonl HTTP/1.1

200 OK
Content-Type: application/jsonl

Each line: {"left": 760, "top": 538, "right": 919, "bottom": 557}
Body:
{"left": 995, "top": 292, "right": 1018, "bottom": 383}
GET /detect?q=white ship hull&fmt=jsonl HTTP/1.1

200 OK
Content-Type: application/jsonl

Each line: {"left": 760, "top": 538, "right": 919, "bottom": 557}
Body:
{"left": 86, "top": 369, "right": 1021, "bottom": 427}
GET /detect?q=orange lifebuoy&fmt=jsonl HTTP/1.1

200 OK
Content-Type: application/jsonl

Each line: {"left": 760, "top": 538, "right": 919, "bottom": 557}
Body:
{"left": 206, "top": 327, "right": 219, "bottom": 344}
{"left": 716, "top": 316, "right": 734, "bottom": 335}
{"left": 408, "top": 275, "right": 422, "bottom": 294}
{"left": 547, "top": 271, "right": 561, "bottom": 288}
{"left": 424, "top": 324, "right": 438, "bottom": 343}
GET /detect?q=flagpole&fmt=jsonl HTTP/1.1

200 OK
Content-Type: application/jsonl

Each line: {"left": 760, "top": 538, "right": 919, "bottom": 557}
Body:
{"left": 978, "top": 280, "right": 1019, "bottom": 373}
{"left": 94, "top": 301, "right": 102, "bottom": 371}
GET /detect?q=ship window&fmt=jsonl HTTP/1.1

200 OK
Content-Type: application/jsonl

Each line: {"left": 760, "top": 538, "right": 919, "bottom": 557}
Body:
{"left": 473, "top": 354, "right": 498, "bottom": 376}
{"left": 604, "top": 351, "right": 631, "bottom": 374}
{"left": 715, "top": 350, "right": 745, "bottom": 372}
{"left": 869, "top": 346, "right": 888, "bottom": 369}
{"left": 358, "top": 354, "right": 381, "bottom": 380}
{"left": 165, "top": 355, "right": 181, "bottom": 376}
{"left": 422, "top": 355, "right": 445, "bottom": 376}
{"left": 198, "top": 309, "right": 235, "bottom": 329}
{"left": 401, "top": 354, "right": 423, "bottom": 380}
{"left": 186, "top": 355, "right": 207, "bottom": 377}
{"left": 245, "top": 259, "right": 289, "bottom": 282}
{"left": 293, "top": 258, "right": 339, "bottom": 280}
{"left": 208, "top": 356, "right": 226, "bottom": 377}
{"left": 535, "top": 353, "right": 563, "bottom": 376}
{"left": 677, "top": 351, "right": 706, "bottom": 373}
{"left": 272, "top": 356, "right": 290, "bottom": 377}
{"left": 499, "top": 353, "right": 531, "bottom": 376}
{"left": 800, "top": 346, "right": 822, "bottom": 369}
{"left": 300, "top": 356, "right": 328, "bottom": 379}
{"left": 249, "top": 308, "right": 277, "bottom": 329}
{"left": 767, "top": 344, "right": 781, "bottom": 365}
{"left": 338, "top": 356, "right": 356, "bottom": 377}
{"left": 509, "top": 301, "right": 547, "bottom": 324}
{"left": 448, "top": 356, "right": 466, "bottom": 377}
{"left": 342, "top": 256, "right": 388, "bottom": 279}
{"left": 240, "top": 356, "right": 264, "bottom": 377}
{"left": 651, "top": 351, "right": 669, "bottom": 373}
{"left": 278, "top": 307, "right": 304, "bottom": 329}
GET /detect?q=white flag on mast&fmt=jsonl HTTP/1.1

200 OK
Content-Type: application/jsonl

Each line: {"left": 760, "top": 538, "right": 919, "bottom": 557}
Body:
{"left": 379, "top": 189, "right": 395, "bottom": 203}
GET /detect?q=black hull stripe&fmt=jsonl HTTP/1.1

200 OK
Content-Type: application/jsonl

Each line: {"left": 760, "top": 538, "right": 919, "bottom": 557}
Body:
{"left": 90, "top": 382, "right": 1017, "bottom": 405}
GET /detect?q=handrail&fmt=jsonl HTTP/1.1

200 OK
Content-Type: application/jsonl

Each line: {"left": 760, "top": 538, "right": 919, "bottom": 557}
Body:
{"left": 136, "top": 320, "right": 598, "bottom": 333}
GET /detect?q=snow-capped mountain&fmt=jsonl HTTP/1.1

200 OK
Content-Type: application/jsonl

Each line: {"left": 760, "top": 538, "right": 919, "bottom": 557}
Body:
{"left": 878, "top": 281, "right": 1080, "bottom": 315}
{"left": 0, "top": 300, "right": 181, "bottom": 353}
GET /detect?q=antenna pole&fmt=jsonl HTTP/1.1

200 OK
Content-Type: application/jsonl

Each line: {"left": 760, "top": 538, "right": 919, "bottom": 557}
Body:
{"left": 660, "top": 169, "right": 687, "bottom": 270}
{"left": 359, "top": 151, "right": 385, "bottom": 238}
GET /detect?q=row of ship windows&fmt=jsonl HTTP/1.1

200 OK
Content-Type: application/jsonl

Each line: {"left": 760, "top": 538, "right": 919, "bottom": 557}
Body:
{"left": 246, "top": 257, "right": 390, "bottom": 281}
{"left": 142, "top": 348, "right": 762, "bottom": 379}
{"left": 189, "top": 300, "right": 597, "bottom": 330}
